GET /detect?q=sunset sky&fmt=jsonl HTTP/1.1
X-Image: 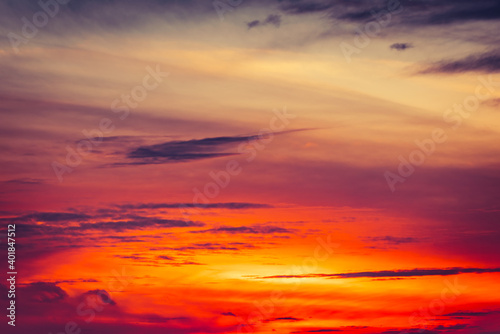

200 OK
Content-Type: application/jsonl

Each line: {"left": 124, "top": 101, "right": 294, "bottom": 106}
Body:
{"left": 1, "top": 0, "right": 500, "bottom": 333}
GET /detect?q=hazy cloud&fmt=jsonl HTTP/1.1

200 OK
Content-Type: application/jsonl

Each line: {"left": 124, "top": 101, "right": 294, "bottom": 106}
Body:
{"left": 247, "top": 14, "right": 282, "bottom": 29}
{"left": 420, "top": 51, "right": 500, "bottom": 74}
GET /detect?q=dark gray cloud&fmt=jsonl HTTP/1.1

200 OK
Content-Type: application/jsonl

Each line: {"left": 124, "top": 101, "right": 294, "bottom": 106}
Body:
{"left": 14, "top": 217, "right": 202, "bottom": 236}
{"left": 279, "top": 0, "right": 500, "bottom": 26}
{"left": 256, "top": 267, "right": 500, "bottom": 279}
{"left": 390, "top": 42, "right": 413, "bottom": 51}
{"left": 192, "top": 224, "right": 292, "bottom": 234}
{"left": 74, "top": 218, "right": 203, "bottom": 232}
{"left": 118, "top": 129, "right": 312, "bottom": 166}
{"left": 420, "top": 51, "right": 500, "bottom": 74}
{"left": 247, "top": 14, "right": 282, "bottom": 29}
{"left": 427, "top": 1, "right": 500, "bottom": 25}
{"left": 123, "top": 134, "right": 258, "bottom": 165}
{"left": 0, "top": 211, "right": 91, "bottom": 223}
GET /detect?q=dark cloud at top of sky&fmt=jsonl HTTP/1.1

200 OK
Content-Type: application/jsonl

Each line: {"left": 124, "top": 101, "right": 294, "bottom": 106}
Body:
{"left": 420, "top": 51, "right": 500, "bottom": 74}
{"left": 427, "top": 1, "right": 500, "bottom": 25}
{"left": 2, "top": 0, "right": 500, "bottom": 47}
{"left": 279, "top": 1, "right": 335, "bottom": 15}
{"left": 0, "top": 0, "right": 213, "bottom": 33}
{"left": 278, "top": 0, "right": 500, "bottom": 26}
{"left": 390, "top": 43, "right": 413, "bottom": 51}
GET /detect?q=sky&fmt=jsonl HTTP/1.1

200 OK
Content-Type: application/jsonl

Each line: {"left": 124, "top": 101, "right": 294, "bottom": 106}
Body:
{"left": 1, "top": 0, "right": 500, "bottom": 333}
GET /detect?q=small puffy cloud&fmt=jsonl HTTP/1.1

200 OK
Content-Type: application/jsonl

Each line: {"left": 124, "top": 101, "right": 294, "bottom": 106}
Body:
{"left": 390, "top": 43, "right": 413, "bottom": 51}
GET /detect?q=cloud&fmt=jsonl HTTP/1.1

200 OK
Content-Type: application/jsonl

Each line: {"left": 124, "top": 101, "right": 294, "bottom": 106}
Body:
{"left": 14, "top": 217, "right": 203, "bottom": 237}
{"left": 427, "top": 1, "right": 500, "bottom": 25}
{"left": 2, "top": 178, "right": 45, "bottom": 185}
{"left": 280, "top": 2, "right": 334, "bottom": 15}
{"left": 76, "top": 218, "right": 203, "bottom": 232}
{"left": 483, "top": 98, "right": 500, "bottom": 107}
{"left": 117, "top": 202, "right": 273, "bottom": 210}
{"left": 149, "top": 242, "right": 256, "bottom": 253}
{"left": 80, "top": 289, "right": 116, "bottom": 306}
{"left": 363, "top": 236, "right": 419, "bottom": 245}
{"left": 114, "top": 129, "right": 312, "bottom": 166}
{"left": 124, "top": 135, "right": 256, "bottom": 165}
{"left": 22, "top": 282, "right": 68, "bottom": 303}
{"left": 0, "top": 212, "right": 91, "bottom": 223}
{"left": 420, "top": 51, "right": 500, "bottom": 74}
{"left": 247, "top": 20, "right": 261, "bottom": 29}
{"left": 444, "top": 310, "right": 500, "bottom": 317}
{"left": 292, "top": 330, "right": 343, "bottom": 333}
{"left": 390, "top": 43, "right": 413, "bottom": 51}
{"left": 247, "top": 14, "right": 282, "bottom": 29}
{"left": 264, "top": 317, "right": 303, "bottom": 322}
{"left": 169, "top": 243, "right": 238, "bottom": 251}
{"left": 113, "top": 254, "right": 205, "bottom": 267}
{"left": 221, "top": 312, "right": 236, "bottom": 317}
{"left": 256, "top": 267, "right": 500, "bottom": 279}
{"left": 279, "top": 0, "right": 500, "bottom": 26}
{"left": 115, "top": 254, "right": 150, "bottom": 261}
{"left": 192, "top": 225, "right": 293, "bottom": 234}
